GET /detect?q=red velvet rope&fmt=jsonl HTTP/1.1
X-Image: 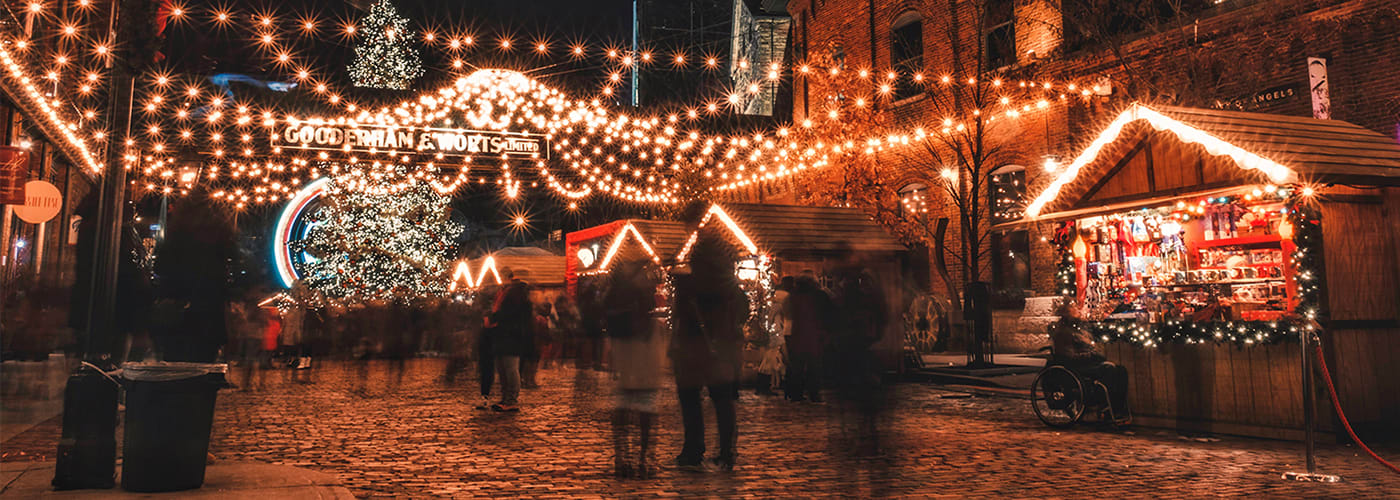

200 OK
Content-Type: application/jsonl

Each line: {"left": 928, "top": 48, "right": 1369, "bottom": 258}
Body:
{"left": 1314, "top": 344, "right": 1400, "bottom": 475}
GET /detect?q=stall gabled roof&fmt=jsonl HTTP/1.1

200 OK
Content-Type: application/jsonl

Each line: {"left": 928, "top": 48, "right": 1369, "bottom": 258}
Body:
{"left": 1025, "top": 103, "right": 1400, "bottom": 219}
{"left": 566, "top": 219, "right": 689, "bottom": 273}
{"left": 623, "top": 219, "right": 691, "bottom": 259}
{"left": 676, "top": 203, "right": 907, "bottom": 261}
{"left": 458, "top": 247, "right": 565, "bottom": 288}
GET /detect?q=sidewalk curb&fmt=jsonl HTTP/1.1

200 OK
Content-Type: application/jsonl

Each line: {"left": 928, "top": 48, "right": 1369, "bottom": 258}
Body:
{"left": 1, "top": 461, "right": 355, "bottom": 499}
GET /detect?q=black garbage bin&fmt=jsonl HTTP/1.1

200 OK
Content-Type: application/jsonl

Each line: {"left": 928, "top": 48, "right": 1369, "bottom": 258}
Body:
{"left": 120, "top": 362, "right": 228, "bottom": 493}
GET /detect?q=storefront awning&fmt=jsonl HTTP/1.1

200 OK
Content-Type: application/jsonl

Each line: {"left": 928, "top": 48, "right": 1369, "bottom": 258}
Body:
{"left": 675, "top": 203, "right": 908, "bottom": 262}
{"left": 1020, "top": 103, "right": 1400, "bottom": 223}
{"left": 994, "top": 185, "right": 1255, "bottom": 230}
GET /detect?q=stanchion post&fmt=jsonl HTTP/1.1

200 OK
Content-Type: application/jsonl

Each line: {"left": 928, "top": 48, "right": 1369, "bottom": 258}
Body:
{"left": 1283, "top": 329, "right": 1340, "bottom": 483}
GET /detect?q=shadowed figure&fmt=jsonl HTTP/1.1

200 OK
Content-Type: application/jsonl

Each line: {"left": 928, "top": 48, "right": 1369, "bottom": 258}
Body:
{"left": 486, "top": 268, "right": 533, "bottom": 412}
{"left": 827, "top": 245, "right": 889, "bottom": 457}
{"left": 669, "top": 237, "right": 748, "bottom": 472}
{"left": 604, "top": 258, "right": 664, "bottom": 478}
{"left": 151, "top": 196, "right": 235, "bottom": 363}
{"left": 785, "top": 272, "right": 832, "bottom": 402}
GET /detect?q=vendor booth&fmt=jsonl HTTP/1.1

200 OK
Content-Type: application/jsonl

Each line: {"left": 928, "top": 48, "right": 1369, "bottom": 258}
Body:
{"left": 565, "top": 219, "right": 690, "bottom": 293}
{"left": 1016, "top": 104, "right": 1400, "bottom": 440}
{"left": 676, "top": 203, "right": 911, "bottom": 372}
{"left": 452, "top": 246, "right": 566, "bottom": 303}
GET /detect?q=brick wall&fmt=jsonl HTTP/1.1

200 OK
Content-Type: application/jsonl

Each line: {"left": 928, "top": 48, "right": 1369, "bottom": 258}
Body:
{"left": 779, "top": 0, "right": 1400, "bottom": 299}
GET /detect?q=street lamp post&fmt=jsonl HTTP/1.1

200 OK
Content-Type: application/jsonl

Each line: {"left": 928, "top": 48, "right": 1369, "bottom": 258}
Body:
{"left": 52, "top": 0, "right": 144, "bottom": 490}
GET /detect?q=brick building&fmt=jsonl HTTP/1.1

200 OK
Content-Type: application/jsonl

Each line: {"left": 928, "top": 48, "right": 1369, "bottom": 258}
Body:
{"left": 760, "top": 0, "right": 1400, "bottom": 320}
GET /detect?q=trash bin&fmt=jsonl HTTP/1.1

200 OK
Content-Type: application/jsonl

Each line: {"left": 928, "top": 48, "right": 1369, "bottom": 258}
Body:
{"left": 119, "top": 362, "right": 228, "bottom": 493}
{"left": 52, "top": 364, "right": 121, "bottom": 490}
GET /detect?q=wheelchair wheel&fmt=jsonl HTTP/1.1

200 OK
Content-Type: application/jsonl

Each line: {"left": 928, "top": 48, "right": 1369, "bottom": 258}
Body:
{"left": 1031, "top": 366, "right": 1086, "bottom": 428}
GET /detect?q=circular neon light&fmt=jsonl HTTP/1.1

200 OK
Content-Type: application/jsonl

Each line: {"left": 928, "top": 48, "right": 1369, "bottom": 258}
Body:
{"left": 273, "top": 177, "right": 331, "bottom": 287}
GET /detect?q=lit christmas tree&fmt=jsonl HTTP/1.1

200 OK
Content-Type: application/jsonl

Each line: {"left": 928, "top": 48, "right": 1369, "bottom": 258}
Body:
{"left": 292, "top": 175, "right": 461, "bottom": 302}
{"left": 347, "top": 0, "right": 424, "bottom": 90}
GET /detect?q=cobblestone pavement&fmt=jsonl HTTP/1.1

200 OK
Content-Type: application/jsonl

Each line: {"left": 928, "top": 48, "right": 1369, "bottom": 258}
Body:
{"left": 6, "top": 358, "right": 1399, "bottom": 498}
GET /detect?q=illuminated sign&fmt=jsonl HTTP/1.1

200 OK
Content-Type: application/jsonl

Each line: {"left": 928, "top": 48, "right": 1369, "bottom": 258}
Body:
{"left": 276, "top": 124, "right": 547, "bottom": 158}
{"left": 273, "top": 177, "right": 330, "bottom": 288}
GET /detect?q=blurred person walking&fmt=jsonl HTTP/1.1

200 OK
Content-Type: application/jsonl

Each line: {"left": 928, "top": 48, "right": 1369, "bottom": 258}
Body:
{"left": 150, "top": 197, "right": 236, "bottom": 363}
{"left": 442, "top": 298, "right": 479, "bottom": 384}
{"left": 605, "top": 259, "right": 665, "bottom": 478}
{"left": 486, "top": 269, "right": 532, "bottom": 412}
{"left": 536, "top": 302, "right": 562, "bottom": 369}
{"left": 68, "top": 192, "right": 153, "bottom": 364}
{"left": 754, "top": 276, "right": 793, "bottom": 397}
{"left": 474, "top": 285, "right": 499, "bottom": 409}
{"left": 785, "top": 273, "right": 832, "bottom": 403}
{"left": 521, "top": 302, "right": 548, "bottom": 388}
{"left": 828, "top": 247, "right": 889, "bottom": 456}
{"left": 669, "top": 238, "right": 749, "bottom": 472}
{"left": 578, "top": 280, "right": 608, "bottom": 371}
{"left": 229, "top": 294, "right": 267, "bottom": 391}
{"left": 552, "top": 295, "right": 581, "bottom": 364}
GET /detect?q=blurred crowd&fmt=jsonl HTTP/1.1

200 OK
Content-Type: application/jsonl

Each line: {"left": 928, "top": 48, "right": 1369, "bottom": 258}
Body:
{"left": 33, "top": 193, "right": 896, "bottom": 478}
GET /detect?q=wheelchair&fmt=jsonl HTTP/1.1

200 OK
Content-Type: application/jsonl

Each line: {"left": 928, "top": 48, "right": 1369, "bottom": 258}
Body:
{"left": 1030, "top": 346, "right": 1130, "bottom": 428}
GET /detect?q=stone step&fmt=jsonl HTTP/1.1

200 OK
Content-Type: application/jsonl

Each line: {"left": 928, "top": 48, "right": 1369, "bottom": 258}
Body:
{"left": 1022, "top": 296, "right": 1064, "bottom": 317}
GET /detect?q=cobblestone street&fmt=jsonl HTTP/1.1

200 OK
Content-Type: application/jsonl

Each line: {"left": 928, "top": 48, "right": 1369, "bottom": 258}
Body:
{"left": 5, "top": 358, "right": 1398, "bottom": 498}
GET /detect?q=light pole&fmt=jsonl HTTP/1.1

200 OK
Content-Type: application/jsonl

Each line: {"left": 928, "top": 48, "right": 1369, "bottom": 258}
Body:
{"left": 52, "top": 0, "right": 144, "bottom": 490}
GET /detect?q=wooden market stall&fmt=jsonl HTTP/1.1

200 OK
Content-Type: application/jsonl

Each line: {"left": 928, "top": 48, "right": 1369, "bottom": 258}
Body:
{"left": 564, "top": 219, "right": 690, "bottom": 294}
{"left": 676, "top": 203, "right": 911, "bottom": 372}
{"left": 1014, "top": 103, "right": 1400, "bottom": 440}
{"left": 452, "top": 246, "right": 566, "bottom": 304}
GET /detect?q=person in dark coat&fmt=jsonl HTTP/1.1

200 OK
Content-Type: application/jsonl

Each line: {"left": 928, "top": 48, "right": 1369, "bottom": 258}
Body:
{"left": 486, "top": 269, "right": 533, "bottom": 411}
{"left": 828, "top": 247, "right": 889, "bottom": 456}
{"left": 669, "top": 237, "right": 748, "bottom": 471}
{"left": 577, "top": 279, "right": 608, "bottom": 370}
{"left": 1047, "top": 301, "right": 1130, "bottom": 423}
{"left": 68, "top": 194, "right": 152, "bottom": 363}
{"left": 474, "top": 284, "right": 499, "bottom": 409}
{"left": 785, "top": 272, "right": 832, "bottom": 402}
{"left": 151, "top": 196, "right": 235, "bottom": 363}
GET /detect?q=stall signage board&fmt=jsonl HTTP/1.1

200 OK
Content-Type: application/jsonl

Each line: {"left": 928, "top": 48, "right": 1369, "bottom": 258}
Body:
{"left": 0, "top": 146, "right": 29, "bottom": 205}
{"left": 15, "top": 180, "right": 62, "bottom": 223}
{"left": 276, "top": 123, "right": 548, "bottom": 159}
{"left": 1211, "top": 84, "right": 1300, "bottom": 112}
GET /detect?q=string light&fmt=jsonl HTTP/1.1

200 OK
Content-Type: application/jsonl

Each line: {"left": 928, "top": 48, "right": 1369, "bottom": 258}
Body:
{"left": 3, "top": 1, "right": 1103, "bottom": 207}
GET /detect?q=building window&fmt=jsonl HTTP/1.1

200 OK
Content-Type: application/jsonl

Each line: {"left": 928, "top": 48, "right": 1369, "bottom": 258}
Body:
{"left": 990, "top": 165, "right": 1025, "bottom": 223}
{"left": 899, "top": 182, "right": 930, "bottom": 224}
{"left": 890, "top": 12, "right": 922, "bottom": 101}
{"left": 984, "top": 0, "right": 1015, "bottom": 69}
{"left": 1061, "top": 0, "right": 1219, "bottom": 53}
{"left": 991, "top": 229, "right": 1031, "bottom": 309}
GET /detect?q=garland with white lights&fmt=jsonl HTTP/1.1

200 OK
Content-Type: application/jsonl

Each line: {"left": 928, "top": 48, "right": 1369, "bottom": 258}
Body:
{"left": 7, "top": 0, "right": 1105, "bottom": 207}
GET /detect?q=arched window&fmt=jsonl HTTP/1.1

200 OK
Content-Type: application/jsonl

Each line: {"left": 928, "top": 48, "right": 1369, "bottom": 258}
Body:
{"left": 890, "top": 11, "right": 923, "bottom": 101}
{"left": 899, "top": 182, "right": 930, "bottom": 223}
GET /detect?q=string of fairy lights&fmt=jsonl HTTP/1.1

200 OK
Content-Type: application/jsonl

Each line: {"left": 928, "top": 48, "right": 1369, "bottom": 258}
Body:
{"left": 2, "top": 0, "right": 1109, "bottom": 212}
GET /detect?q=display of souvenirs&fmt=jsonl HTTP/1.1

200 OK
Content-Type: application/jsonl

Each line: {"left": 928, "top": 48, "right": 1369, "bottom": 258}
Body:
{"left": 1073, "top": 192, "right": 1295, "bottom": 324}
